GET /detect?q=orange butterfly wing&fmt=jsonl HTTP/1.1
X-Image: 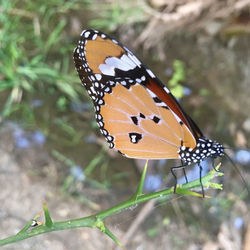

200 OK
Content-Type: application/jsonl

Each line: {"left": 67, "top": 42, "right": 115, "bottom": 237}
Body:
{"left": 74, "top": 29, "right": 197, "bottom": 159}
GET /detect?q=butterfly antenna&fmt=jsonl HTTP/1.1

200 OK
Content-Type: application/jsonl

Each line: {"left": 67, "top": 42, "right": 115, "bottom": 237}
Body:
{"left": 223, "top": 146, "right": 234, "bottom": 150}
{"left": 224, "top": 152, "right": 250, "bottom": 198}
{"left": 223, "top": 146, "right": 250, "bottom": 151}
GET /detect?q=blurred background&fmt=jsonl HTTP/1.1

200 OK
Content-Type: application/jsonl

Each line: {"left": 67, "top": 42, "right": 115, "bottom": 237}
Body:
{"left": 0, "top": 0, "right": 250, "bottom": 249}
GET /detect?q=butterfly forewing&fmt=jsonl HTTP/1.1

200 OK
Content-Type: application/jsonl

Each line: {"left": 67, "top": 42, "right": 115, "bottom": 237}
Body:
{"left": 74, "top": 29, "right": 197, "bottom": 159}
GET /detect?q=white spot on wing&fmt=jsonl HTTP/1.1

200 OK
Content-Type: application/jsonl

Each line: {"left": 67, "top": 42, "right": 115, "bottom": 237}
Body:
{"left": 146, "top": 68, "right": 155, "bottom": 78}
{"left": 120, "top": 54, "right": 137, "bottom": 68}
{"left": 98, "top": 99, "right": 104, "bottom": 105}
{"left": 146, "top": 88, "right": 157, "bottom": 98}
{"left": 131, "top": 135, "right": 137, "bottom": 143}
{"left": 105, "top": 56, "right": 136, "bottom": 71}
{"left": 80, "top": 30, "right": 86, "bottom": 36}
{"left": 164, "top": 86, "right": 170, "bottom": 93}
{"left": 95, "top": 74, "right": 102, "bottom": 80}
{"left": 171, "top": 111, "right": 182, "bottom": 123}
{"left": 128, "top": 53, "right": 141, "bottom": 67}
{"left": 84, "top": 31, "right": 90, "bottom": 38}
{"left": 99, "top": 64, "right": 115, "bottom": 76}
{"left": 90, "top": 86, "right": 96, "bottom": 94}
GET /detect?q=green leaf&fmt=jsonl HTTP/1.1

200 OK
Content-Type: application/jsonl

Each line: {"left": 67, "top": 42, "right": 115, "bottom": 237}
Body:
{"left": 134, "top": 160, "right": 148, "bottom": 198}
{"left": 43, "top": 201, "right": 53, "bottom": 228}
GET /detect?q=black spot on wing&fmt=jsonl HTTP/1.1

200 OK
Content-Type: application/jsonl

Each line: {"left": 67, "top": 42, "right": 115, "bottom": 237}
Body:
{"left": 162, "top": 106, "right": 169, "bottom": 110}
{"left": 153, "top": 96, "right": 162, "bottom": 103}
{"left": 139, "top": 113, "right": 146, "bottom": 119}
{"left": 131, "top": 116, "right": 138, "bottom": 125}
{"left": 152, "top": 116, "right": 160, "bottom": 124}
{"left": 129, "top": 133, "right": 142, "bottom": 144}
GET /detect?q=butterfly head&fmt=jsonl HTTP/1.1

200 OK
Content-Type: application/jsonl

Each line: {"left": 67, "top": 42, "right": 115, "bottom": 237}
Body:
{"left": 179, "top": 138, "right": 224, "bottom": 165}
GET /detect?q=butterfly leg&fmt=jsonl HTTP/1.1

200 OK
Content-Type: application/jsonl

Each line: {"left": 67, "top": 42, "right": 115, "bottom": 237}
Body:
{"left": 170, "top": 164, "right": 187, "bottom": 193}
{"left": 198, "top": 163, "right": 205, "bottom": 198}
{"left": 182, "top": 168, "right": 188, "bottom": 184}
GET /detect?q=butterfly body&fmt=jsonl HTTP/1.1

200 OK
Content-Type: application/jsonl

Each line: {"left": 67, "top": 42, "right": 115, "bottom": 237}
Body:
{"left": 74, "top": 29, "right": 224, "bottom": 165}
{"left": 179, "top": 138, "right": 224, "bottom": 165}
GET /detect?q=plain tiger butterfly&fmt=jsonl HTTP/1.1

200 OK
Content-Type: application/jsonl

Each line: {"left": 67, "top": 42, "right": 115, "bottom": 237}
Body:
{"left": 73, "top": 29, "right": 227, "bottom": 195}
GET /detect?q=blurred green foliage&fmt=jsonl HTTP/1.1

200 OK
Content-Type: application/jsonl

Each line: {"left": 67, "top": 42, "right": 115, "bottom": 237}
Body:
{"left": 0, "top": 0, "right": 87, "bottom": 120}
{"left": 89, "top": 0, "right": 145, "bottom": 31}
{"left": 168, "top": 60, "right": 185, "bottom": 99}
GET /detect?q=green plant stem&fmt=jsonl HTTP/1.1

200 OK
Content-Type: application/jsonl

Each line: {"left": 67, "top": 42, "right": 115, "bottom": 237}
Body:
{"left": 133, "top": 160, "right": 148, "bottom": 198}
{"left": 0, "top": 165, "right": 223, "bottom": 246}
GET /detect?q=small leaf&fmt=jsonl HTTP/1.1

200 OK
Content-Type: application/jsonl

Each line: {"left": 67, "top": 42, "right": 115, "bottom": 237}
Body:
{"left": 134, "top": 160, "right": 148, "bottom": 198}
{"left": 43, "top": 200, "right": 53, "bottom": 228}
{"left": 177, "top": 188, "right": 211, "bottom": 198}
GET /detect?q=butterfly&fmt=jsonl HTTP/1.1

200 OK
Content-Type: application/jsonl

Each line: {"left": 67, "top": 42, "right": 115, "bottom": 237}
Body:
{"left": 73, "top": 29, "right": 225, "bottom": 195}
